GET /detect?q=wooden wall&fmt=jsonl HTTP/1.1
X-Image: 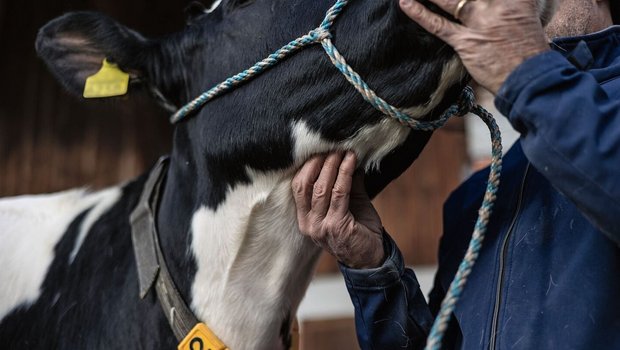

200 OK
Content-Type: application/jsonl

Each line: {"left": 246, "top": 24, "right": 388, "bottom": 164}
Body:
{"left": 0, "top": 0, "right": 180, "bottom": 196}
{"left": 301, "top": 318, "right": 358, "bottom": 350}
{"left": 0, "top": 1, "right": 467, "bottom": 269}
{"left": 375, "top": 120, "right": 467, "bottom": 265}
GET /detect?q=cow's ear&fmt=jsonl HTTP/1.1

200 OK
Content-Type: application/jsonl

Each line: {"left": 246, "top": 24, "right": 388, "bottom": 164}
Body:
{"left": 35, "top": 12, "right": 162, "bottom": 102}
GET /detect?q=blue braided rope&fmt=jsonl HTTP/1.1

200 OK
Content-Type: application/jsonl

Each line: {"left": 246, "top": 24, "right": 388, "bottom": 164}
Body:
{"left": 170, "top": 0, "right": 348, "bottom": 124}
{"left": 171, "top": 1, "right": 504, "bottom": 349}
{"left": 424, "top": 105, "right": 503, "bottom": 350}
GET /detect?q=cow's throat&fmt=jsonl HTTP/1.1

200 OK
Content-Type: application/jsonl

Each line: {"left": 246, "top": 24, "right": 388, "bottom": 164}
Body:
{"left": 189, "top": 169, "right": 321, "bottom": 350}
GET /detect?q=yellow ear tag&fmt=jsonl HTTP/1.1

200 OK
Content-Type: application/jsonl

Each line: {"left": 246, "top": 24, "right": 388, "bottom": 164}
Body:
{"left": 83, "top": 59, "right": 130, "bottom": 98}
{"left": 178, "top": 323, "right": 228, "bottom": 350}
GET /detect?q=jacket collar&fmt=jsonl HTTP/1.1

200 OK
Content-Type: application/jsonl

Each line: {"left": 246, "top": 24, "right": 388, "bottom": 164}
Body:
{"left": 550, "top": 25, "right": 620, "bottom": 77}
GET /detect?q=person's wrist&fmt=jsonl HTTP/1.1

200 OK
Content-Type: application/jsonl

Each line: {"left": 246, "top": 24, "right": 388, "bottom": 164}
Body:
{"left": 340, "top": 229, "right": 385, "bottom": 269}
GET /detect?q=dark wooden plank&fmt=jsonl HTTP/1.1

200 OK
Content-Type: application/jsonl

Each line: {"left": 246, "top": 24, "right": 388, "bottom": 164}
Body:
{"left": 373, "top": 119, "right": 467, "bottom": 266}
{"left": 0, "top": 0, "right": 181, "bottom": 197}
{"left": 301, "top": 317, "right": 358, "bottom": 350}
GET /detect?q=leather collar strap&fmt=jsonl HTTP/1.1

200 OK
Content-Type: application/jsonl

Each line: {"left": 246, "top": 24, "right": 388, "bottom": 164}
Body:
{"left": 130, "top": 157, "right": 227, "bottom": 350}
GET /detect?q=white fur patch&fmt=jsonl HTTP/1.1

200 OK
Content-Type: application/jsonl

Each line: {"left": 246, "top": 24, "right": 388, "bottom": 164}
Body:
{"left": 191, "top": 167, "right": 316, "bottom": 350}
{"left": 188, "top": 117, "right": 414, "bottom": 349}
{"left": 69, "top": 187, "right": 122, "bottom": 262}
{"left": 207, "top": 0, "right": 223, "bottom": 13}
{"left": 0, "top": 187, "right": 121, "bottom": 320}
{"left": 292, "top": 118, "right": 411, "bottom": 171}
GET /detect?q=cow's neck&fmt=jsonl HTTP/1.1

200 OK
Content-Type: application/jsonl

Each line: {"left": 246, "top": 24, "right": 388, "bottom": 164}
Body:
{"left": 156, "top": 129, "right": 322, "bottom": 350}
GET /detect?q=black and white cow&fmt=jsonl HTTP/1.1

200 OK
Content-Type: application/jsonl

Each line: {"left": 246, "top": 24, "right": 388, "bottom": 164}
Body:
{"left": 0, "top": 0, "right": 468, "bottom": 348}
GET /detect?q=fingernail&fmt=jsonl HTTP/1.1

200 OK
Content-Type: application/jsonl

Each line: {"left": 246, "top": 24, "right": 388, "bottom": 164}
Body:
{"left": 345, "top": 151, "right": 356, "bottom": 160}
{"left": 399, "top": 0, "right": 413, "bottom": 8}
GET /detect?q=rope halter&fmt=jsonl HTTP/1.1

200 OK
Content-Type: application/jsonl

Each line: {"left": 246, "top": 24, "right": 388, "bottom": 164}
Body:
{"left": 171, "top": 1, "right": 503, "bottom": 349}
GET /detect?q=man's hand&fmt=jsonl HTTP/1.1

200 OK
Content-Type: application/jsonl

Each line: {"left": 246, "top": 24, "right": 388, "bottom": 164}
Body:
{"left": 291, "top": 152, "right": 385, "bottom": 269}
{"left": 400, "top": 0, "right": 551, "bottom": 94}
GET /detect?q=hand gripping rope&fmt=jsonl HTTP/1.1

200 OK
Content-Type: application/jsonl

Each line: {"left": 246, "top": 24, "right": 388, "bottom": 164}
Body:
{"left": 171, "top": 1, "right": 503, "bottom": 348}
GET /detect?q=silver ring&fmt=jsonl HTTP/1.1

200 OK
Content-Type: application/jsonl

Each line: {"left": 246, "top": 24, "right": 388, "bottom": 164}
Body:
{"left": 454, "top": 0, "right": 475, "bottom": 20}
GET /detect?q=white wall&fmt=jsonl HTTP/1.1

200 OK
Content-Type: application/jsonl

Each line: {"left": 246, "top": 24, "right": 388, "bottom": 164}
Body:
{"left": 298, "top": 266, "right": 437, "bottom": 321}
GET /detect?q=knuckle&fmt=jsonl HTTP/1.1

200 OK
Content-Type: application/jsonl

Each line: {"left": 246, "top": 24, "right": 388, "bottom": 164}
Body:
{"left": 402, "top": 0, "right": 424, "bottom": 17}
{"left": 338, "top": 161, "right": 354, "bottom": 176}
{"left": 428, "top": 15, "right": 445, "bottom": 36}
{"left": 291, "top": 177, "right": 302, "bottom": 194}
{"left": 324, "top": 153, "right": 343, "bottom": 168}
{"left": 292, "top": 180, "right": 312, "bottom": 198}
{"left": 331, "top": 184, "right": 348, "bottom": 199}
{"left": 312, "top": 183, "right": 328, "bottom": 199}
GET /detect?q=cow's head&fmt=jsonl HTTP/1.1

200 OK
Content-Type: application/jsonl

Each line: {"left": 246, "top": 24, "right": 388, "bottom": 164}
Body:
{"left": 35, "top": 0, "right": 467, "bottom": 203}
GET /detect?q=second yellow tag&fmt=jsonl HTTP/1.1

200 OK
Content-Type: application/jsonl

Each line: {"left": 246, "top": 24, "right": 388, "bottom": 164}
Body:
{"left": 178, "top": 323, "right": 228, "bottom": 350}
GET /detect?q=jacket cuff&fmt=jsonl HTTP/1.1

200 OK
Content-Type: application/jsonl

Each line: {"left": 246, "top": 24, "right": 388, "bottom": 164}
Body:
{"left": 338, "top": 231, "right": 412, "bottom": 290}
{"left": 495, "top": 51, "right": 573, "bottom": 117}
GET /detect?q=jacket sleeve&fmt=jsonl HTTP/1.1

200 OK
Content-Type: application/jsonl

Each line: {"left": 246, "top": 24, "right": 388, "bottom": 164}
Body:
{"left": 338, "top": 232, "right": 435, "bottom": 350}
{"left": 495, "top": 50, "right": 620, "bottom": 243}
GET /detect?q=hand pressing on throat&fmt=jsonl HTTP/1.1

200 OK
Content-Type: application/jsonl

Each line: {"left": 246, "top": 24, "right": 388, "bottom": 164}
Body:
{"left": 291, "top": 152, "right": 385, "bottom": 269}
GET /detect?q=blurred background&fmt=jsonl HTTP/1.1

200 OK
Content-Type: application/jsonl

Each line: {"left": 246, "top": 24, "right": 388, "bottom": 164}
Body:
{"left": 0, "top": 1, "right": 518, "bottom": 348}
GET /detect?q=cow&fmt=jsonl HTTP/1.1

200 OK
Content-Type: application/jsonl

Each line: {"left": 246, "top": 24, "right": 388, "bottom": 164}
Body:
{"left": 0, "top": 0, "right": 469, "bottom": 349}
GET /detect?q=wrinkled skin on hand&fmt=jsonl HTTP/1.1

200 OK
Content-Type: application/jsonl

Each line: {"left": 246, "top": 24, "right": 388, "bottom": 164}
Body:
{"left": 399, "top": 0, "right": 552, "bottom": 94}
{"left": 291, "top": 152, "right": 385, "bottom": 269}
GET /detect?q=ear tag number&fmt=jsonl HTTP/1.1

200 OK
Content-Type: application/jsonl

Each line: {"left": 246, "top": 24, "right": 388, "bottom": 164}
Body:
{"left": 190, "top": 338, "right": 203, "bottom": 350}
{"left": 83, "top": 59, "right": 130, "bottom": 98}
{"left": 178, "top": 323, "right": 228, "bottom": 350}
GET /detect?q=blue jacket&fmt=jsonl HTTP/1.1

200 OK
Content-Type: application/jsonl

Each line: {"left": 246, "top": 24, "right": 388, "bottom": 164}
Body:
{"left": 341, "top": 26, "right": 620, "bottom": 349}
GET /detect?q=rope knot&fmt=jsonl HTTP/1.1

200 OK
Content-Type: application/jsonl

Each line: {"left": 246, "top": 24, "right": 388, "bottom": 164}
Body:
{"left": 455, "top": 86, "right": 476, "bottom": 117}
{"left": 309, "top": 28, "right": 331, "bottom": 42}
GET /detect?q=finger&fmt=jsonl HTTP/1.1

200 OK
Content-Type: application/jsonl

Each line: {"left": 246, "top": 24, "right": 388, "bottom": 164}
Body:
{"left": 408, "top": 0, "right": 472, "bottom": 20}
{"left": 328, "top": 151, "right": 357, "bottom": 218}
{"left": 292, "top": 154, "right": 327, "bottom": 226}
{"left": 399, "top": 0, "right": 463, "bottom": 45}
{"left": 311, "top": 152, "right": 345, "bottom": 219}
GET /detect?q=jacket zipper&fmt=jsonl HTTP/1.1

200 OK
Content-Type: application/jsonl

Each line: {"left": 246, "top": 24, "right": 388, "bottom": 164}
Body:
{"left": 489, "top": 163, "right": 531, "bottom": 350}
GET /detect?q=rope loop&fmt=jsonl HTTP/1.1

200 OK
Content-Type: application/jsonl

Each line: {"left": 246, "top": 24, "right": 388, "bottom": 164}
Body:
{"left": 456, "top": 86, "right": 477, "bottom": 117}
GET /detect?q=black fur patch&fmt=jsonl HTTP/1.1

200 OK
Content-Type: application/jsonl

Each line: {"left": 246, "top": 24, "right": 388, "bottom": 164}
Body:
{"left": 0, "top": 176, "right": 177, "bottom": 349}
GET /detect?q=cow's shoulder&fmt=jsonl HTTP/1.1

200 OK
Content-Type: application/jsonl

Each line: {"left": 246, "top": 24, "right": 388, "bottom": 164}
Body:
{"left": 0, "top": 187, "right": 122, "bottom": 320}
{"left": 0, "top": 172, "right": 174, "bottom": 348}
